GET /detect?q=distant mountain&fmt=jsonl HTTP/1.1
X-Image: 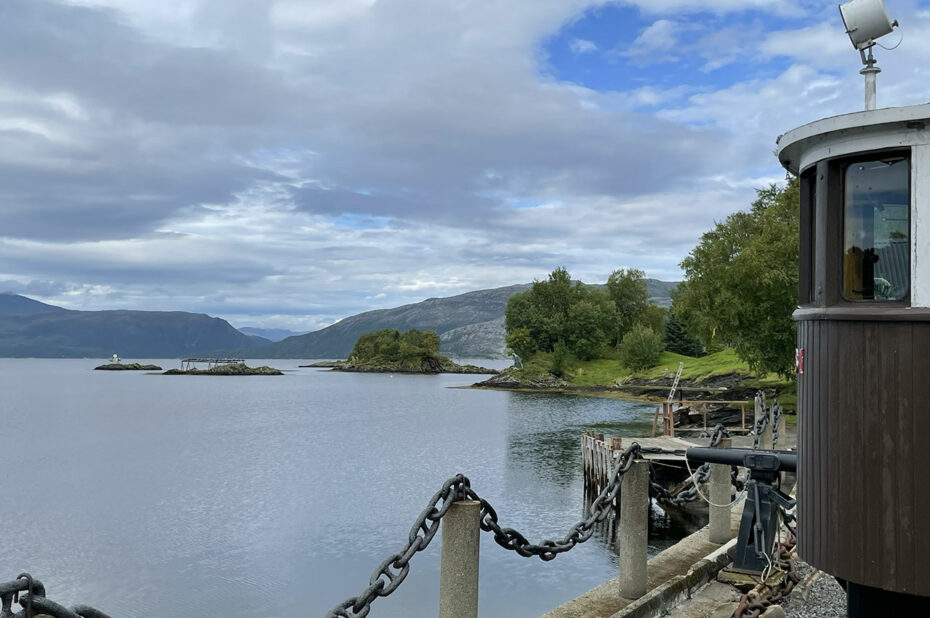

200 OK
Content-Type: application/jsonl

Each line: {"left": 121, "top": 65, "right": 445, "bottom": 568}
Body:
{"left": 439, "top": 316, "right": 506, "bottom": 358}
{"left": 0, "top": 295, "right": 269, "bottom": 358}
{"left": 241, "top": 279, "right": 678, "bottom": 359}
{"left": 238, "top": 327, "right": 307, "bottom": 342}
{"left": 241, "top": 284, "right": 532, "bottom": 360}
{"left": 646, "top": 280, "right": 678, "bottom": 307}
{"left": 0, "top": 292, "right": 67, "bottom": 316}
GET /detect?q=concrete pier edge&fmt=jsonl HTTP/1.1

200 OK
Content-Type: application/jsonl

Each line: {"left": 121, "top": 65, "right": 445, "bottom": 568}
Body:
{"left": 611, "top": 537, "right": 736, "bottom": 618}
{"left": 542, "top": 518, "right": 741, "bottom": 618}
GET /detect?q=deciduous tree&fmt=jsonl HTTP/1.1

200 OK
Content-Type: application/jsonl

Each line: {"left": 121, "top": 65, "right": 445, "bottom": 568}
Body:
{"left": 606, "top": 268, "right": 649, "bottom": 345}
{"left": 674, "top": 179, "right": 799, "bottom": 376}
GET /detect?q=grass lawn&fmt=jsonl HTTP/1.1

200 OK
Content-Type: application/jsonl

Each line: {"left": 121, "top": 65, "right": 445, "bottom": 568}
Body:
{"left": 513, "top": 348, "right": 797, "bottom": 408}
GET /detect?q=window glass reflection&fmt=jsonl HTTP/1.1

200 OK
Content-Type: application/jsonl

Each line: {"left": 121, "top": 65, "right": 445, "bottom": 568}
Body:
{"left": 843, "top": 157, "right": 909, "bottom": 301}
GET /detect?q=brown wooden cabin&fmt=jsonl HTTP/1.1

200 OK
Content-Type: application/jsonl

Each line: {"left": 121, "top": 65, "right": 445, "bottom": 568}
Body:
{"left": 778, "top": 105, "right": 930, "bottom": 609}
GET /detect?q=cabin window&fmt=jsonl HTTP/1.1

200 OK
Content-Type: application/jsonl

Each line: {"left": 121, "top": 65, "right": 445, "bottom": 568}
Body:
{"left": 800, "top": 167, "right": 817, "bottom": 304}
{"left": 842, "top": 155, "right": 909, "bottom": 301}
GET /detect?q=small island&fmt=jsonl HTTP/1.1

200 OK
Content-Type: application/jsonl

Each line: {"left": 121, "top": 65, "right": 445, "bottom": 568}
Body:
{"left": 95, "top": 362, "right": 163, "bottom": 371}
{"left": 163, "top": 362, "right": 283, "bottom": 376}
{"left": 322, "top": 329, "right": 498, "bottom": 374}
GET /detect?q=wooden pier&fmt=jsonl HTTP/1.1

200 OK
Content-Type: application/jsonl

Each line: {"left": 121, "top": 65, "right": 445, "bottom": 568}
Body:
{"left": 651, "top": 400, "right": 750, "bottom": 436}
{"left": 581, "top": 431, "right": 698, "bottom": 489}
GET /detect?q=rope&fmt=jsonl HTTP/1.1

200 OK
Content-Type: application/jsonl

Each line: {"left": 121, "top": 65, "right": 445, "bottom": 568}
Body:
{"left": 684, "top": 454, "right": 747, "bottom": 508}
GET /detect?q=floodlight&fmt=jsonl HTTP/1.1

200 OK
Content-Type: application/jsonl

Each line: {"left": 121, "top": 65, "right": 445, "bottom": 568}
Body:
{"left": 838, "top": 0, "right": 899, "bottom": 111}
{"left": 839, "top": 0, "right": 897, "bottom": 50}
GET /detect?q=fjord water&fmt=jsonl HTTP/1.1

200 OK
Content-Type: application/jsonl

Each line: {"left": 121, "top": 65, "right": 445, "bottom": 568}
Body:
{"left": 0, "top": 359, "right": 676, "bottom": 617}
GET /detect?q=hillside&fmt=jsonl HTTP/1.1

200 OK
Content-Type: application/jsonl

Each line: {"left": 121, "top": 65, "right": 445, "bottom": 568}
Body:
{"left": 238, "top": 327, "right": 307, "bottom": 342}
{"left": 241, "top": 284, "right": 532, "bottom": 359}
{"left": 0, "top": 295, "right": 269, "bottom": 358}
{"left": 241, "top": 279, "right": 678, "bottom": 359}
{"left": 0, "top": 292, "right": 67, "bottom": 316}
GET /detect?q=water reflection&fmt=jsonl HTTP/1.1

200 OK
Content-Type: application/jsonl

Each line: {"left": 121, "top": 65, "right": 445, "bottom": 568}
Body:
{"left": 581, "top": 486, "right": 708, "bottom": 556}
{"left": 502, "top": 390, "right": 703, "bottom": 558}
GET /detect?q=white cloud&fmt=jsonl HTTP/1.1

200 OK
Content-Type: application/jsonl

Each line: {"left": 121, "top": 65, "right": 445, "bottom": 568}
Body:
{"left": 621, "top": 0, "right": 803, "bottom": 17}
{"left": 759, "top": 23, "right": 854, "bottom": 70}
{"left": 570, "top": 38, "right": 598, "bottom": 54}
{"left": 7, "top": 0, "right": 930, "bottom": 331}
{"left": 621, "top": 19, "right": 683, "bottom": 64}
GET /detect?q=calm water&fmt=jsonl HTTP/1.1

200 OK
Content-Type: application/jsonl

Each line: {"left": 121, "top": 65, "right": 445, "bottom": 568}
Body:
{"left": 0, "top": 359, "right": 694, "bottom": 617}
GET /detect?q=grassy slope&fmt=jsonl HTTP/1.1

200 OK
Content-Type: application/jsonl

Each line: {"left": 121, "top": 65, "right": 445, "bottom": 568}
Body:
{"left": 517, "top": 349, "right": 796, "bottom": 408}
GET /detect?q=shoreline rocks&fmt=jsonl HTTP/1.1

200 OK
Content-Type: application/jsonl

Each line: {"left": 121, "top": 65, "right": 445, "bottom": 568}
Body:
{"left": 303, "top": 359, "right": 498, "bottom": 375}
{"left": 95, "top": 363, "right": 163, "bottom": 371}
{"left": 472, "top": 370, "right": 762, "bottom": 402}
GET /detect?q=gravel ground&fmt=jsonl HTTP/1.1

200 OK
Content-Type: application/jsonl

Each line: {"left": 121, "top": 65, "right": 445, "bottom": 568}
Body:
{"left": 782, "top": 561, "right": 847, "bottom": 617}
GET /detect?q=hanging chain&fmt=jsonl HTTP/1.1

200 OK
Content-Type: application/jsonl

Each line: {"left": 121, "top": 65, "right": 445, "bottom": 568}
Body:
{"left": 0, "top": 574, "right": 112, "bottom": 618}
{"left": 327, "top": 443, "right": 643, "bottom": 618}
{"left": 648, "top": 423, "right": 730, "bottom": 505}
{"left": 732, "top": 538, "right": 800, "bottom": 618}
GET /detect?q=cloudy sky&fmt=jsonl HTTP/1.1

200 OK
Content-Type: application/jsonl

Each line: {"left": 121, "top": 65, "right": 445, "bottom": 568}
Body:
{"left": 2, "top": 0, "right": 929, "bottom": 331}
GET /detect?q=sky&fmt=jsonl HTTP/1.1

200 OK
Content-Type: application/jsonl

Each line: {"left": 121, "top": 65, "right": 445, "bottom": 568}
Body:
{"left": 2, "top": 0, "right": 930, "bottom": 332}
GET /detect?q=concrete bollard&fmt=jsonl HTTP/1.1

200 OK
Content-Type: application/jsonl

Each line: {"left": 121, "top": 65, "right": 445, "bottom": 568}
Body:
{"left": 709, "top": 437, "right": 733, "bottom": 544}
{"left": 618, "top": 459, "right": 649, "bottom": 600}
{"left": 439, "top": 500, "right": 481, "bottom": 618}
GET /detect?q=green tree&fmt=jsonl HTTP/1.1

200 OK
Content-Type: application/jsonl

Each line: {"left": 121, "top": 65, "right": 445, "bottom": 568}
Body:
{"left": 636, "top": 304, "right": 668, "bottom": 336}
{"left": 505, "top": 267, "right": 614, "bottom": 355}
{"left": 550, "top": 339, "right": 573, "bottom": 377}
{"left": 607, "top": 268, "right": 651, "bottom": 346}
{"left": 350, "top": 328, "right": 442, "bottom": 367}
{"left": 619, "top": 324, "right": 665, "bottom": 372}
{"left": 505, "top": 327, "right": 537, "bottom": 360}
{"left": 563, "top": 292, "right": 616, "bottom": 360}
{"left": 606, "top": 268, "right": 650, "bottom": 345}
{"left": 674, "top": 178, "right": 799, "bottom": 376}
{"left": 665, "top": 313, "right": 704, "bottom": 357}
{"left": 504, "top": 268, "right": 574, "bottom": 351}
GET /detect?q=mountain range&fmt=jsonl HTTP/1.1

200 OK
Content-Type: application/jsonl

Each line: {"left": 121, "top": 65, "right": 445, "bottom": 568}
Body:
{"left": 0, "top": 293, "right": 267, "bottom": 358}
{"left": 239, "top": 279, "right": 678, "bottom": 359}
{"left": 0, "top": 279, "right": 677, "bottom": 359}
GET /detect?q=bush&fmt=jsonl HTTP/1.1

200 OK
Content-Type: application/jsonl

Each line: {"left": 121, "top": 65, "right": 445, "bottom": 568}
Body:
{"left": 505, "top": 327, "right": 537, "bottom": 360}
{"left": 550, "top": 340, "right": 573, "bottom": 378}
{"left": 619, "top": 325, "right": 665, "bottom": 372}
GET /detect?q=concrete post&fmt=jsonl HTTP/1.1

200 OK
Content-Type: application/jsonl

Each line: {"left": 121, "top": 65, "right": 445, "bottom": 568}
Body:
{"left": 618, "top": 460, "right": 649, "bottom": 600}
{"left": 439, "top": 500, "right": 481, "bottom": 618}
{"left": 709, "top": 437, "right": 733, "bottom": 544}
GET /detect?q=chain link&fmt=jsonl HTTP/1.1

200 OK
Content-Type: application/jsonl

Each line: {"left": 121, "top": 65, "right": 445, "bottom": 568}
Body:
{"left": 327, "top": 445, "right": 643, "bottom": 616}
{"left": 0, "top": 574, "right": 111, "bottom": 618}
{"left": 731, "top": 477, "right": 800, "bottom": 617}
{"left": 648, "top": 424, "right": 730, "bottom": 505}
{"left": 771, "top": 401, "right": 781, "bottom": 449}
{"left": 326, "top": 474, "right": 470, "bottom": 617}
{"left": 469, "top": 443, "right": 641, "bottom": 560}
{"left": 751, "top": 391, "right": 782, "bottom": 451}
{"left": 732, "top": 538, "right": 800, "bottom": 617}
